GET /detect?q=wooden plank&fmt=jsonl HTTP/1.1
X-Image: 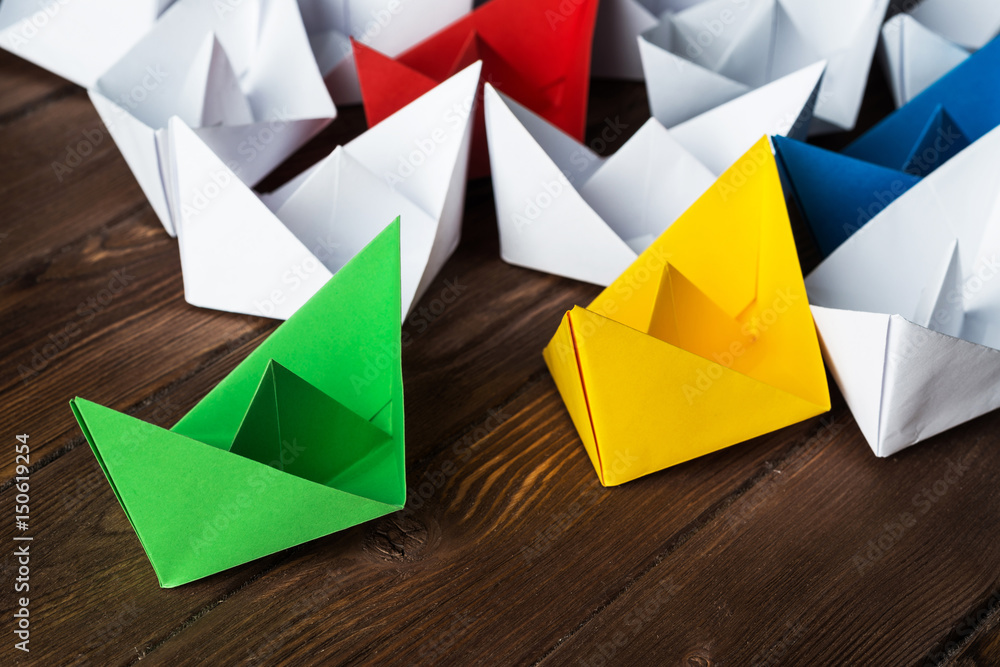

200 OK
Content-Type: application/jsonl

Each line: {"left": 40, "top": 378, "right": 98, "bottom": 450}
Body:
{"left": 7, "top": 35, "right": 995, "bottom": 667}
{"left": 131, "top": 396, "right": 837, "bottom": 666}
{"left": 0, "top": 154, "right": 597, "bottom": 666}
{"left": 947, "top": 604, "right": 1000, "bottom": 666}
{"left": 0, "top": 91, "right": 148, "bottom": 283}
{"left": 0, "top": 208, "right": 273, "bottom": 477}
{"left": 0, "top": 51, "right": 74, "bottom": 119}
{"left": 2, "top": 430, "right": 283, "bottom": 667}
{"left": 537, "top": 410, "right": 1000, "bottom": 665}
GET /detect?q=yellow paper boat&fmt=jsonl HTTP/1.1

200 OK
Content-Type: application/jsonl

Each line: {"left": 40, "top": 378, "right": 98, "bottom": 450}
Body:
{"left": 543, "top": 137, "right": 830, "bottom": 486}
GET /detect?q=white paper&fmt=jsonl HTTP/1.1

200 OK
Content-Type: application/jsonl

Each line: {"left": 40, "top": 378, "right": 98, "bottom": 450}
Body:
{"left": 170, "top": 61, "right": 480, "bottom": 320}
{"left": 667, "top": 60, "right": 825, "bottom": 176}
{"left": 591, "top": 0, "right": 706, "bottom": 80}
{"left": 0, "top": 0, "right": 174, "bottom": 88}
{"left": 638, "top": 0, "right": 889, "bottom": 133}
{"left": 805, "top": 123, "right": 1000, "bottom": 456}
{"left": 90, "top": 0, "right": 337, "bottom": 237}
{"left": 908, "top": 0, "right": 1000, "bottom": 50}
{"left": 879, "top": 12, "right": 979, "bottom": 108}
{"left": 484, "top": 84, "right": 715, "bottom": 286}
{"left": 298, "top": 0, "right": 472, "bottom": 104}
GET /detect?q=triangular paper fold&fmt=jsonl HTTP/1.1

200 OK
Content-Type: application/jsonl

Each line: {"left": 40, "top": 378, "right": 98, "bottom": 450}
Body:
{"left": 667, "top": 59, "right": 825, "bottom": 175}
{"left": 544, "top": 137, "right": 830, "bottom": 486}
{"left": 806, "top": 123, "right": 1000, "bottom": 456}
{"left": 484, "top": 84, "right": 715, "bottom": 286}
{"left": 353, "top": 0, "right": 599, "bottom": 178}
{"left": 0, "top": 0, "right": 172, "bottom": 88}
{"left": 776, "top": 35, "right": 1000, "bottom": 258}
{"left": 71, "top": 222, "right": 405, "bottom": 587}
{"left": 638, "top": 0, "right": 889, "bottom": 133}
{"left": 170, "top": 62, "right": 480, "bottom": 320}
{"left": 907, "top": 0, "right": 1000, "bottom": 50}
{"left": 297, "top": 0, "right": 472, "bottom": 104}
{"left": 845, "top": 33, "right": 1000, "bottom": 174}
{"left": 89, "top": 0, "right": 336, "bottom": 236}
{"left": 879, "top": 13, "right": 970, "bottom": 108}
{"left": 773, "top": 135, "right": 921, "bottom": 257}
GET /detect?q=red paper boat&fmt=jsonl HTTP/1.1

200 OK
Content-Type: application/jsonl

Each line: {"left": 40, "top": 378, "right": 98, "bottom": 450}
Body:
{"left": 353, "top": 0, "right": 598, "bottom": 178}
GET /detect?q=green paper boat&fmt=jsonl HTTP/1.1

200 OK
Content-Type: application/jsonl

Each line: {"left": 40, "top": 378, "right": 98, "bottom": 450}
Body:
{"left": 70, "top": 220, "right": 405, "bottom": 587}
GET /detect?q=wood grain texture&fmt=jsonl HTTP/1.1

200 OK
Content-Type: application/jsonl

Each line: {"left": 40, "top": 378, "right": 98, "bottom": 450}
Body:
{"left": 2, "top": 24, "right": 999, "bottom": 667}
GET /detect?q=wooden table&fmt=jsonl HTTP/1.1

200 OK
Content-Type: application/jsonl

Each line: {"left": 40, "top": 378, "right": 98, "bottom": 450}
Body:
{"left": 2, "top": 39, "right": 999, "bottom": 667}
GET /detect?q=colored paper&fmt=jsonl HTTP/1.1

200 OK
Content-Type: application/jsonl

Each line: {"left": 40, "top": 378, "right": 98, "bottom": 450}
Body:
{"left": 298, "top": 0, "right": 472, "bottom": 104}
{"left": 806, "top": 125, "right": 1000, "bottom": 457}
{"left": 90, "top": 0, "right": 336, "bottom": 236}
{"left": 777, "top": 33, "right": 1000, "bottom": 257}
{"left": 638, "top": 0, "right": 888, "bottom": 134}
{"left": 543, "top": 137, "right": 830, "bottom": 486}
{"left": 484, "top": 83, "right": 715, "bottom": 285}
{"left": 773, "top": 136, "right": 920, "bottom": 257}
{"left": 171, "top": 62, "right": 479, "bottom": 320}
{"left": 0, "top": 0, "right": 173, "bottom": 88}
{"left": 352, "top": 0, "right": 598, "bottom": 177}
{"left": 844, "top": 33, "right": 1000, "bottom": 174}
{"left": 70, "top": 221, "right": 405, "bottom": 588}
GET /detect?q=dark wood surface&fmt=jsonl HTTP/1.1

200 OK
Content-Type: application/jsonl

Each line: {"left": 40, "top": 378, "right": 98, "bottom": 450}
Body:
{"left": 2, "top": 32, "right": 999, "bottom": 667}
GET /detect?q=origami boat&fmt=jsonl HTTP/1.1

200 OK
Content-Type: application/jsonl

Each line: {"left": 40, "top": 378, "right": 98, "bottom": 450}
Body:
{"left": 298, "top": 0, "right": 471, "bottom": 104}
{"left": 776, "top": 33, "right": 1000, "bottom": 257}
{"left": 89, "top": 0, "right": 336, "bottom": 236}
{"left": 352, "top": 0, "right": 599, "bottom": 178}
{"left": 170, "top": 62, "right": 480, "bottom": 320}
{"left": 484, "top": 83, "right": 715, "bottom": 286}
{"left": 71, "top": 222, "right": 405, "bottom": 587}
{"left": 0, "top": 0, "right": 172, "bottom": 88}
{"left": 637, "top": 0, "right": 888, "bottom": 134}
{"left": 806, "top": 125, "right": 1000, "bottom": 457}
{"left": 544, "top": 137, "right": 830, "bottom": 486}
